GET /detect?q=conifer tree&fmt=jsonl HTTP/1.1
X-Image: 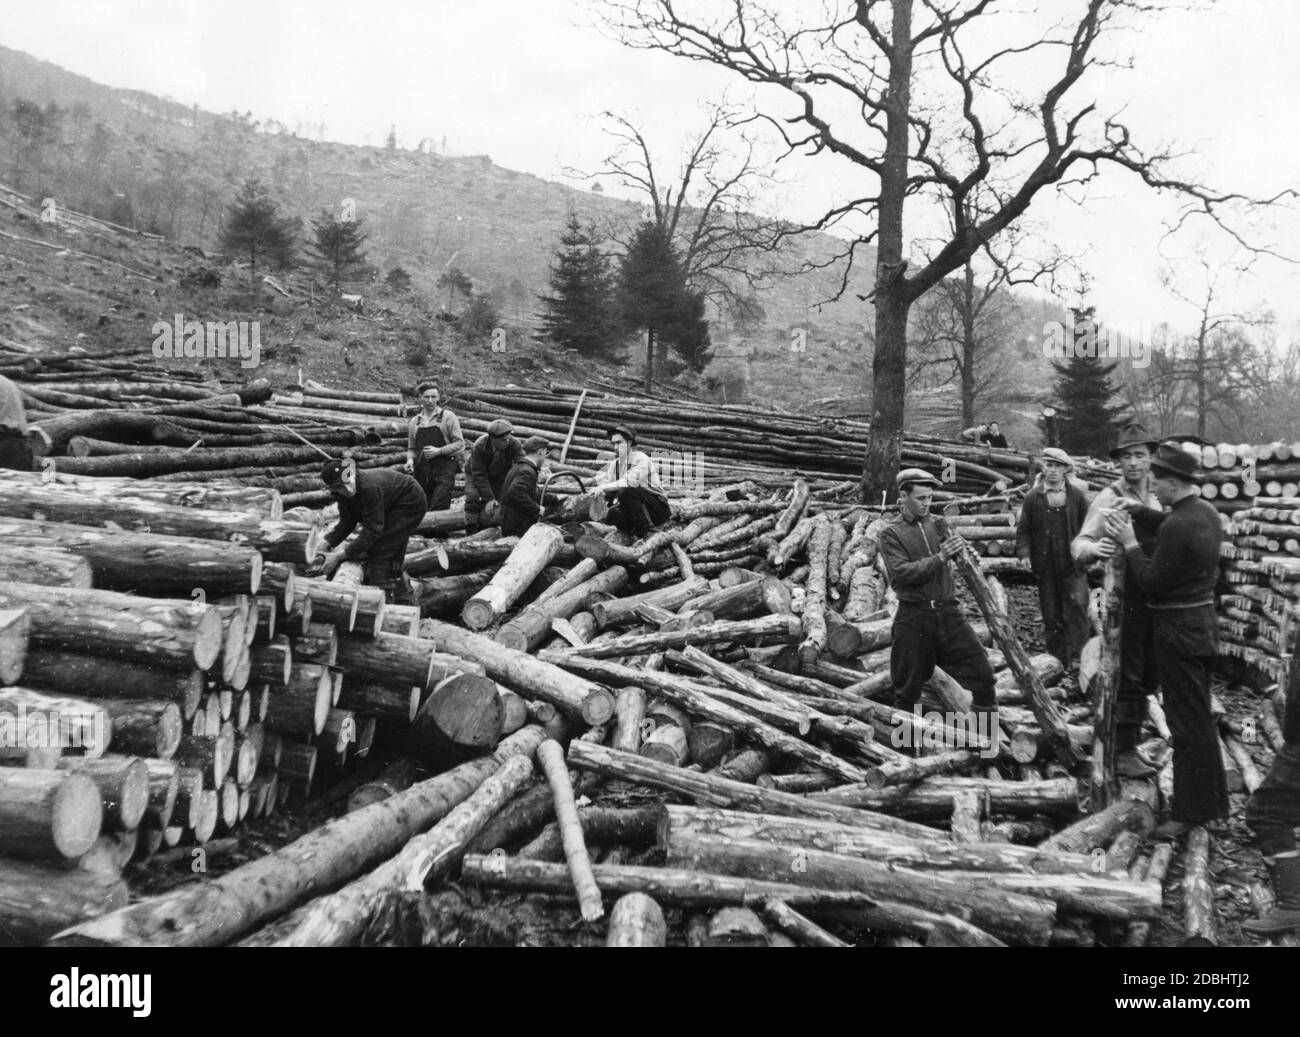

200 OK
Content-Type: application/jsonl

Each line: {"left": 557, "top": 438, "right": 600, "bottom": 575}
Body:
{"left": 218, "top": 178, "right": 297, "bottom": 293}
{"left": 538, "top": 214, "right": 619, "bottom": 358}
{"left": 1049, "top": 306, "right": 1130, "bottom": 457}
{"left": 306, "top": 209, "right": 369, "bottom": 293}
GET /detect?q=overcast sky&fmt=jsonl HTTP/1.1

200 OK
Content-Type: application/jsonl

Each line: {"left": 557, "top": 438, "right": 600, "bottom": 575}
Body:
{"left": 5, "top": 0, "right": 1299, "bottom": 334}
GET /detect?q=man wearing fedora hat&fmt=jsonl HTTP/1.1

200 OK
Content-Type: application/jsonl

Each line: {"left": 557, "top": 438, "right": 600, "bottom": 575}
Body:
{"left": 1016, "top": 448, "right": 1090, "bottom": 668}
{"left": 878, "top": 468, "right": 999, "bottom": 728}
{"left": 1106, "top": 441, "right": 1228, "bottom": 839}
{"left": 1073, "top": 423, "right": 1162, "bottom": 779}
{"left": 594, "top": 424, "right": 671, "bottom": 540}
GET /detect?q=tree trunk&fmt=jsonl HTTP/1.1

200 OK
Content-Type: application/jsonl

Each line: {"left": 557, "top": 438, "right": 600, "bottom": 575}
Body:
{"left": 0, "top": 608, "right": 29, "bottom": 686}
{"left": 336, "top": 632, "right": 478, "bottom": 692}
{"left": 411, "top": 673, "right": 504, "bottom": 763}
{"left": 415, "top": 570, "right": 495, "bottom": 616}
{"left": 1039, "top": 798, "right": 1156, "bottom": 855}
{"left": 536, "top": 740, "right": 604, "bottom": 921}
{"left": 0, "top": 769, "right": 102, "bottom": 860}
{"left": 58, "top": 756, "right": 150, "bottom": 832}
{"left": 264, "top": 663, "right": 332, "bottom": 739}
{"left": 0, "top": 858, "right": 128, "bottom": 947}
{"left": 590, "top": 576, "right": 710, "bottom": 629}
{"left": 607, "top": 892, "right": 667, "bottom": 947}
{"left": 101, "top": 700, "right": 182, "bottom": 760}
{"left": 0, "top": 545, "right": 92, "bottom": 589}
{"left": 461, "top": 524, "right": 564, "bottom": 630}
{"left": 21, "top": 650, "right": 204, "bottom": 719}
{"left": 336, "top": 682, "right": 420, "bottom": 724}
{"left": 1090, "top": 551, "right": 1126, "bottom": 811}
{"left": 0, "top": 584, "right": 224, "bottom": 671}
{"left": 809, "top": 774, "right": 1080, "bottom": 819}
{"left": 495, "top": 566, "right": 629, "bottom": 652}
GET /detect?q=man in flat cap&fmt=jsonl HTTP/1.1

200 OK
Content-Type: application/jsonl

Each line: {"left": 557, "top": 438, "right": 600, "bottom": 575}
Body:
{"left": 1016, "top": 447, "right": 1090, "bottom": 668}
{"left": 1106, "top": 442, "right": 1227, "bottom": 839}
{"left": 464, "top": 418, "right": 523, "bottom": 532}
{"left": 878, "top": 468, "right": 999, "bottom": 732}
{"left": 1072, "top": 422, "right": 1161, "bottom": 778}
{"left": 500, "top": 435, "right": 551, "bottom": 537}
{"left": 317, "top": 457, "right": 427, "bottom": 602}
{"left": 594, "top": 424, "right": 671, "bottom": 540}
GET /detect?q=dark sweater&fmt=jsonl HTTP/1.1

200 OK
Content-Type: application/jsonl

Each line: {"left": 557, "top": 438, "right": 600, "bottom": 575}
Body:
{"left": 1016, "top": 482, "right": 1089, "bottom": 577}
{"left": 467, "top": 434, "right": 523, "bottom": 501}
{"left": 324, "top": 468, "right": 428, "bottom": 560}
{"left": 878, "top": 513, "right": 957, "bottom": 603}
{"left": 1124, "top": 494, "right": 1223, "bottom": 605}
{"left": 501, "top": 457, "right": 542, "bottom": 536}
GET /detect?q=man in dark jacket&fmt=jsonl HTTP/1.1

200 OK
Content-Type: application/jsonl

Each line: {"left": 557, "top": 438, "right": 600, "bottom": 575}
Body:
{"left": 878, "top": 469, "right": 999, "bottom": 741}
{"left": 500, "top": 436, "right": 549, "bottom": 537}
{"left": 0, "top": 375, "right": 33, "bottom": 472}
{"left": 317, "top": 458, "right": 427, "bottom": 600}
{"left": 1107, "top": 442, "right": 1227, "bottom": 840}
{"left": 1243, "top": 663, "right": 1300, "bottom": 935}
{"left": 1016, "top": 447, "right": 1090, "bottom": 668}
{"left": 464, "top": 418, "right": 523, "bottom": 532}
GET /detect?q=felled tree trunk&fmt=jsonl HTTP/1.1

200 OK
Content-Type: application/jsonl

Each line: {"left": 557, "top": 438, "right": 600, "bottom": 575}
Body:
{"left": 0, "top": 769, "right": 103, "bottom": 861}
{"left": 495, "top": 566, "right": 629, "bottom": 652}
{"left": 0, "top": 858, "right": 128, "bottom": 947}
{"left": 0, "top": 608, "right": 29, "bottom": 685}
{"left": 461, "top": 525, "right": 564, "bottom": 630}
{"left": 411, "top": 674, "right": 504, "bottom": 763}
{"left": 0, "top": 545, "right": 92, "bottom": 589}
{"left": 1090, "top": 551, "right": 1126, "bottom": 811}
{"left": 21, "top": 650, "right": 204, "bottom": 719}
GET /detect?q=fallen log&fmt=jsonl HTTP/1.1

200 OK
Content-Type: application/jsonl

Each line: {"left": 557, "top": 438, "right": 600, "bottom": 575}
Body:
{"left": 411, "top": 673, "right": 504, "bottom": 763}
{"left": 495, "top": 566, "right": 630, "bottom": 652}
{"left": 809, "top": 775, "right": 1081, "bottom": 819}
{"left": 0, "top": 769, "right": 103, "bottom": 861}
{"left": 552, "top": 613, "right": 804, "bottom": 660}
{"left": 607, "top": 892, "right": 668, "bottom": 947}
{"left": 20, "top": 651, "right": 204, "bottom": 719}
{"left": 1038, "top": 798, "right": 1156, "bottom": 855}
{"left": 0, "top": 858, "right": 129, "bottom": 947}
{"left": 0, "top": 608, "right": 29, "bottom": 685}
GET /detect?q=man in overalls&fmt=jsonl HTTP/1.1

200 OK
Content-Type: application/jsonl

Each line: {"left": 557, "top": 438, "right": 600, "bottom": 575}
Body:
{"left": 403, "top": 380, "right": 464, "bottom": 511}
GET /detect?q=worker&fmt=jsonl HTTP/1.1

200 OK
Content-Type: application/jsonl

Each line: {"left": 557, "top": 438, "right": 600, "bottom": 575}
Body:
{"left": 878, "top": 468, "right": 999, "bottom": 736}
{"left": 316, "top": 457, "right": 427, "bottom": 603}
{"left": 464, "top": 418, "right": 523, "bottom": 532}
{"left": 960, "top": 421, "right": 1008, "bottom": 448}
{"left": 1072, "top": 423, "right": 1161, "bottom": 779}
{"left": 0, "top": 374, "right": 33, "bottom": 471}
{"left": 594, "top": 424, "right": 670, "bottom": 539}
{"left": 1016, "top": 447, "right": 1090, "bottom": 668}
{"left": 1105, "top": 442, "right": 1228, "bottom": 839}
{"left": 403, "top": 380, "right": 463, "bottom": 511}
{"left": 1243, "top": 663, "right": 1300, "bottom": 935}
{"left": 500, "top": 436, "right": 550, "bottom": 537}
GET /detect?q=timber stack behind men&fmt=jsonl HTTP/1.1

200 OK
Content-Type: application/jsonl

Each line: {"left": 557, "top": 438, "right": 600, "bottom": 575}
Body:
{"left": 878, "top": 468, "right": 998, "bottom": 729}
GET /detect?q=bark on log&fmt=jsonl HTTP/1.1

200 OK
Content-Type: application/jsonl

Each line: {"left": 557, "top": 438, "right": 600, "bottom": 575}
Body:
{"left": 0, "top": 769, "right": 102, "bottom": 860}
{"left": 496, "top": 566, "right": 630, "bottom": 652}
{"left": 415, "top": 570, "right": 495, "bottom": 617}
{"left": 420, "top": 619, "right": 615, "bottom": 725}
{"left": 102, "top": 699, "right": 181, "bottom": 759}
{"left": 537, "top": 740, "right": 604, "bottom": 921}
{"left": 20, "top": 650, "right": 204, "bottom": 719}
{"left": 0, "top": 545, "right": 93, "bottom": 589}
{"left": 1091, "top": 551, "right": 1126, "bottom": 811}
{"left": 0, "top": 858, "right": 129, "bottom": 947}
{"left": 337, "top": 681, "right": 420, "bottom": 723}
{"left": 1184, "top": 826, "right": 1217, "bottom": 945}
{"left": 264, "top": 664, "right": 331, "bottom": 739}
{"left": 0, "top": 687, "right": 111, "bottom": 758}
{"left": 761, "top": 898, "right": 850, "bottom": 948}
{"left": 411, "top": 673, "right": 504, "bottom": 763}
{"left": 809, "top": 775, "right": 1080, "bottom": 819}
{"left": 590, "top": 577, "right": 710, "bottom": 629}
{"left": 553, "top": 613, "right": 803, "bottom": 660}
{"left": 0, "top": 608, "right": 29, "bottom": 685}
{"left": 0, "top": 583, "right": 224, "bottom": 671}
{"left": 1038, "top": 799, "right": 1156, "bottom": 855}
{"left": 799, "top": 515, "right": 831, "bottom": 664}
{"left": 335, "top": 632, "right": 467, "bottom": 692}
{"left": 461, "top": 525, "right": 565, "bottom": 630}
{"left": 606, "top": 892, "right": 667, "bottom": 947}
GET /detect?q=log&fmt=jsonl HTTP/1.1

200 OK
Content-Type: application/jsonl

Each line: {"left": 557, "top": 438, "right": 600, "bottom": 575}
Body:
{"left": 537, "top": 739, "right": 604, "bottom": 922}
{"left": 264, "top": 664, "right": 332, "bottom": 739}
{"left": 0, "top": 608, "right": 29, "bottom": 685}
{"left": 606, "top": 892, "right": 668, "bottom": 947}
{"left": 666, "top": 834, "right": 1054, "bottom": 946}
{"left": 688, "top": 576, "right": 791, "bottom": 622}
{"left": 293, "top": 622, "right": 339, "bottom": 666}
{"left": 0, "top": 858, "right": 129, "bottom": 947}
{"left": 290, "top": 577, "right": 358, "bottom": 632}
{"left": 495, "top": 566, "right": 630, "bottom": 652}
{"left": 415, "top": 570, "right": 495, "bottom": 617}
{"left": 0, "top": 583, "right": 224, "bottom": 671}
{"left": 461, "top": 524, "right": 565, "bottom": 630}
{"left": 0, "top": 688, "right": 110, "bottom": 758}
{"left": 809, "top": 775, "right": 1081, "bottom": 819}
{"left": 1039, "top": 799, "right": 1156, "bottom": 855}
{"left": 0, "top": 769, "right": 102, "bottom": 860}
{"left": 613, "top": 687, "right": 647, "bottom": 754}
{"left": 0, "top": 517, "right": 263, "bottom": 596}
{"left": 411, "top": 673, "right": 504, "bottom": 763}
{"left": 336, "top": 632, "right": 480, "bottom": 692}
{"left": 337, "top": 681, "right": 420, "bottom": 723}
{"left": 0, "top": 545, "right": 93, "bottom": 588}
{"left": 0, "top": 469, "right": 283, "bottom": 519}
{"left": 420, "top": 620, "right": 615, "bottom": 725}
{"left": 380, "top": 604, "right": 421, "bottom": 638}
{"left": 347, "top": 758, "right": 418, "bottom": 813}
{"left": 497, "top": 687, "right": 528, "bottom": 734}
{"left": 140, "top": 727, "right": 554, "bottom": 950}
{"left": 799, "top": 515, "right": 832, "bottom": 664}
{"left": 590, "top": 577, "right": 710, "bottom": 629}
{"left": 460, "top": 855, "right": 1001, "bottom": 947}
{"left": 1091, "top": 551, "right": 1126, "bottom": 810}
{"left": 0, "top": 482, "right": 317, "bottom": 562}
{"left": 1184, "top": 826, "right": 1217, "bottom": 945}
{"left": 554, "top": 613, "right": 804, "bottom": 659}
{"left": 640, "top": 724, "right": 689, "bottom": 767}
{"left": 101, "top": 699, "right": 182, "bottom": 759}
{"left": 760, "top": 898, "right": 850, "bottom": 948}
{"left": 250, "top": 638, "right": 293, "bottom": 687}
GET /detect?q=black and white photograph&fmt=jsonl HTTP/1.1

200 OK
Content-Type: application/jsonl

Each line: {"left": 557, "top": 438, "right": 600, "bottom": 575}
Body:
{"left": 1, "top": 0, "right": 1299, "bottom": 983}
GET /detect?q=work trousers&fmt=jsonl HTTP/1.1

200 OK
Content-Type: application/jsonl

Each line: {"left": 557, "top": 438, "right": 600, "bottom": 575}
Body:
{"left": 889, "top": 603, "right": 997, "bottom": 711}
{"left": 358, "top": 498, "right": 427, "bottom": 584}
{"left": 1038, "top": 565, "right": 1089, "bottom": 667}
{"left": 0, "top": 429, "right": 33, "bottom": 472}
{"left": 1115, "top": 593, "right": 1160, "bottom": 754}
{"left": 1246, "top": 668, "right": 1300, "bottom": 855}
{"left": 1153, "top": 608, "right": 1229, "bottom": 825}
{"left": 606, "top": 487, "right": 671, "bottom": 538}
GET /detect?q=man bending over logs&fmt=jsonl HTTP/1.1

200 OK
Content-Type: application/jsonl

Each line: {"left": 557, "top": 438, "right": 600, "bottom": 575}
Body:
{"left": 1072, "top": 424, "right": 1160, "bottom": 779}
{"left": 317, "top": 457, "right": 426, "bottom": 601}
{"left": 1106, "top": 442, "right": 1227, "bottom": 840}
{"left": 465, "top": 418, "right": 523, "bottom": 532}
{"left": 878, "top": 468, "right": 999, "bottom": 732}
{"left": 500, "top": 436, "right": 550, "bottom": 537}
{"left": 403, "top": 380, "right": 464, "bottom": 511}
{"left": 1016, "top": 447, "right": 1089, "bottom": 670}
{"left": 594, "top": 425, "right": 670, "bottom": 540}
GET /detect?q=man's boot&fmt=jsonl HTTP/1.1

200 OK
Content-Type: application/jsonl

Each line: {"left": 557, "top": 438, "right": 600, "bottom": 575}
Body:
{"left": 1243, "top": 852, "right": 1300, "bottom": 937}
{"left": 1114, "top": 721, "right": 1156, "bottom": 778}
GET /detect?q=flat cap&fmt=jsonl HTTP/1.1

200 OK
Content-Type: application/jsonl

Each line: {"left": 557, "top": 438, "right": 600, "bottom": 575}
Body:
{"left": 486, "top": 418, "right": 514, "bottom": 437}
{"left": 1040, "top": 447, "right": 1074, "bottom": 468}
{"left": 895, "top": 467, "right": 942, "bottom": 491}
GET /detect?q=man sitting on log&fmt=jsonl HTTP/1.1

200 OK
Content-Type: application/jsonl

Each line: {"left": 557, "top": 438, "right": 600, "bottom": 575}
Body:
{"left": 316, "top": 458, "right": 427, "bottom": 600}
{"left": 403, "top": 380, "right": 464, "bottom": 511}
{"left": 594, "top": 424, "right": 671, "bottom": 540}
{"left": 1072, "top": 423, "right": 1161, "bottom": 779}
{"left": 1016, "top": 447, "right": 1089, "bottom": 670}
{"left": 465, "top": 418, "right": 523, "bottom": 532}
{"left": 0, "top": 375, "right": 33, "bottom": 472}
{"left": 1105, "top": 442, "right": 1228, "bottom": 840}
{"left": 878, "top": 468, "right": 999, "bottom": 732}
{"left": 1243, "top": 662, "right": 1300, "bottom": 935}
{"left": 500, "top": 436, "right": 550, "bottom": 537}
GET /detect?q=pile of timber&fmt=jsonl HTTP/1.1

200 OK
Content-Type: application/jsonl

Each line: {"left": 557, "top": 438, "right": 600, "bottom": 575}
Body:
{"left": 30, "top": 473, "right": 1201, "bottom": 950}
{"left": 1219, "top": 496, "right": 1300, "bottom": 684}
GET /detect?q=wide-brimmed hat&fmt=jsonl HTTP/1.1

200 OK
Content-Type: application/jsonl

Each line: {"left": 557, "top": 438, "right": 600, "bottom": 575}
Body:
{"left": 1109, "top": 423, "right": 1157, "bottom": 458}
{"left": 1148, "top": 441, "right": 1203, "bottom": 484}
{"left": 895, "top": 467, "right": 942, "bottom": 491}
{"left": 1040, "top": 447, "right": 1074, "bottom": 468}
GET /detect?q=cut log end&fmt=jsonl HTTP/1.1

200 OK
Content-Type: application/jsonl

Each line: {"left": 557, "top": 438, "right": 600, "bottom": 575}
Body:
{"left": 53, "top": 773, "right": 105, "bottom": 860}
{"left": 580, "top": 688, "right": 617, "bottom": 727}
{"left": 460, "top": 598, "right": 498, "bottom": 632}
